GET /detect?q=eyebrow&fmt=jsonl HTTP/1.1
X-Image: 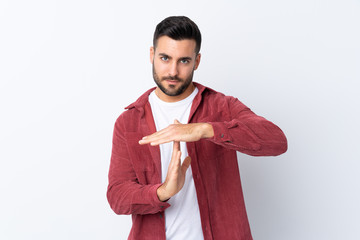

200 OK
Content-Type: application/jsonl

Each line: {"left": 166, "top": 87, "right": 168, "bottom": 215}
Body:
{"left": 180, "top": 57, "right": 192, "bottom": 61}
{"left": 159, "top": 53, "right": 170, "bottom": 58}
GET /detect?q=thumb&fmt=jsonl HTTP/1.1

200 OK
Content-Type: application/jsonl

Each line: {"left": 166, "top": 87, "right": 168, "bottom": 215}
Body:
{"left": 181, "top": 156, "right": 192, "bottom": 173}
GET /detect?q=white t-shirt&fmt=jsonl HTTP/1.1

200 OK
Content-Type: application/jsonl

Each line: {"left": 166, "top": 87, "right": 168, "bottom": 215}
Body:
{"left": 149, "top": 87, "right": 204, "bottom": 240}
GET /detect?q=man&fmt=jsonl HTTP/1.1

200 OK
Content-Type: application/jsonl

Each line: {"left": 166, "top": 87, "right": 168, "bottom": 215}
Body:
{"left": 107, "top": 16, "right": 287, "bottom": 240}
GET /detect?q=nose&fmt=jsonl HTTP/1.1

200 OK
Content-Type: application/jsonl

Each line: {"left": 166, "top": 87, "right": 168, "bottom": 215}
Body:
{"left": 168, "top": 62, "right": 178, "bottom": 77}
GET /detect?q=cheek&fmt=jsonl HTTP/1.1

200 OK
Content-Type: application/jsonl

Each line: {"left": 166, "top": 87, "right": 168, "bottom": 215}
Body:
{"left": 180, "top": 65, "right": 194, "bottom": 76}
{"left": 154, "top": 61, "right": 167, "bottom": 74}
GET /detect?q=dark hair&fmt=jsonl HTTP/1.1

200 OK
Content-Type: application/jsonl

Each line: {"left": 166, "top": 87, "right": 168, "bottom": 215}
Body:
{"left": 153, "top": 16, "right": 202, "bottom": 54}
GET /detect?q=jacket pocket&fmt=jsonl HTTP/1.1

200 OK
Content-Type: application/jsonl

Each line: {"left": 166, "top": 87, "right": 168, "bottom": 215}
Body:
{"left": 124, "top": 132, "right": 159, "bottom": 184}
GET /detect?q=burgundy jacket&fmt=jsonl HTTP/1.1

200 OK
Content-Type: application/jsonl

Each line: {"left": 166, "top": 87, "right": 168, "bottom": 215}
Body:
{"left": 107, "top": 82, "right": 287, "bottom": 240}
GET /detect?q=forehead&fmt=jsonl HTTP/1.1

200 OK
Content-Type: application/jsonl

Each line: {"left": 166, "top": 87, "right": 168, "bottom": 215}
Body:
{"left": 155, "top": 36, "right": 197, "bottom": 57}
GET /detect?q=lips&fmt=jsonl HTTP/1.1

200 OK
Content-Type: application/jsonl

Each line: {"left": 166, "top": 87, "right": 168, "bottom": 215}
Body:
{"left": 166, "top": 80, "right": 180, "bottom": 84}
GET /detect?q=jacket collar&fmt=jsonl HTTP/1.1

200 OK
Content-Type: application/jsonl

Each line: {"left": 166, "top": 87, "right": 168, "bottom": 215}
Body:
{"left": 124, "top": 82, "right": 209, "bottom": 110}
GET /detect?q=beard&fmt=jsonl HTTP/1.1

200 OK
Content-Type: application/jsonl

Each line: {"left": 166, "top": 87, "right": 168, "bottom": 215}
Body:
{"left": 152, "top": 64, "right": 194, "bottom": 97}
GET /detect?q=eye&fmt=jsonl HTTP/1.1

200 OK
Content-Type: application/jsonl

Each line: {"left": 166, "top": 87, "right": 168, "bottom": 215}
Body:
{"left": 160, "top": 56, "right": 169, "bottom": 61}
{"left": 180, "top": 59, "right": 189, "bottom": 64}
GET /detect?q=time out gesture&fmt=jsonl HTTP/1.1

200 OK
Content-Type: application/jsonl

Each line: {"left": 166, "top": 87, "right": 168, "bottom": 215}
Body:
{"left": 138, "top": 120, "right": 214, "bottom": 201}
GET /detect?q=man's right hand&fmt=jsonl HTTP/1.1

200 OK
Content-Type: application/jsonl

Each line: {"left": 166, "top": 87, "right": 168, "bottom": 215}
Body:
{"left": 156, "top": 141, "right": 192, "bottom": 202}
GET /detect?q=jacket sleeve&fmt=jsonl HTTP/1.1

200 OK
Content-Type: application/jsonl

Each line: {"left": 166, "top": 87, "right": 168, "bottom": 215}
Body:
{"left": 207, "top": 96, "right": 287, "bottom": 156}
{"left": 107, "top": 114, "right": 170, "bottom": 215}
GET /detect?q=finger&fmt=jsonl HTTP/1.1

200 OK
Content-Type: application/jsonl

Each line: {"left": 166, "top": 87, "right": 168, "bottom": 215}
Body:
{"left": 145, "top": 127, "right": 168, "bottom": 138}
{"left": 148, "top": 132, "right": 177, "bottom": 146}
{"left": 139, "top": 132, "right": 169, "bottom": 145}
{"left": 181, "top": 156, "right": 192, "bottom": 173}
{"left": 144, "top": 120, "right": 180, "bottom": 145}
{"left": 169, "top": 147, "right": 181, "bottom": 170}
{"left": 139, "top": 124, "right": 177, "bottom": 145}
{"left": 173, "top": 141, "right": 180, "bottom": 152}
{"left": 140, "top": 134, "right": 173, "bottom": 145}
{"left": 139, "top": 129, "right": 167, "bottom": 144}
{"left": 170, "top": 141, "right": 181, "bottom": 169}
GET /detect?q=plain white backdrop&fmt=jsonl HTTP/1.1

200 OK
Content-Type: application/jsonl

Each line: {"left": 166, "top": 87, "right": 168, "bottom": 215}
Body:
{"left": 1, "top": 0, "right": 359, "bottom": 239}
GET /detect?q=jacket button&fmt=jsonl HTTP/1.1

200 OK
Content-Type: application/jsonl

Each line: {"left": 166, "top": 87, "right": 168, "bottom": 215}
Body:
{"left": 221, "top": 133, "right": 224, "bottom": 138}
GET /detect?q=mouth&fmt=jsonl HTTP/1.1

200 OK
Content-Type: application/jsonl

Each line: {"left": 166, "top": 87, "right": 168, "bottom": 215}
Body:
{"left": 166, "top": 79, "right": 179, "bottom": 84}
{"left": 163, "top": 79, "right": 181, "bottom": 86}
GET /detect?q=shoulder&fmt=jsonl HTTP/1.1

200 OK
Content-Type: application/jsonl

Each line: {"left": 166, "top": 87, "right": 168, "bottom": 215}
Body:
{"left": 200, "top": 84, "right": 243, "bottom": 106}
{"left": 114, "top": 87, "right": 155, "bottom": 130}
{"left": 124, "top": 87, "right": 156, "bottom": 110}
{"left": 193, "top": 83, "right": 250, "bottom": 116}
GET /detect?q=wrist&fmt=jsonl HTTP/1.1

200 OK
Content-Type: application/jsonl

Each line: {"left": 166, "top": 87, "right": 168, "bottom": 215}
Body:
{"left": 201, "top": 123, "right": 214, "bottom": 139}
{"left": 156, "top": 185, "right": 170, "bottom": 202}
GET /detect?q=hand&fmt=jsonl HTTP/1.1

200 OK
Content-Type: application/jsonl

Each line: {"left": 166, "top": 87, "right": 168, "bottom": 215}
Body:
{"left": 156, "top": 141, "right": 192, "bottom": 201}
{"left": 139, "top": 119, "right": 214, "bottom": 146}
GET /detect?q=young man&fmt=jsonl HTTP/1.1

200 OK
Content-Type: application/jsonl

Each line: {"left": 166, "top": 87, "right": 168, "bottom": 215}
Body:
{"left": 107, "top": 16, "right": 287, "bottom": 240}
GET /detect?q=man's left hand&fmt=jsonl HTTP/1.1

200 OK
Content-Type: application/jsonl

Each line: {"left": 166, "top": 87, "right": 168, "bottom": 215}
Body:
{"left": 139, "top": 119, "right": 214, "bottom": 146}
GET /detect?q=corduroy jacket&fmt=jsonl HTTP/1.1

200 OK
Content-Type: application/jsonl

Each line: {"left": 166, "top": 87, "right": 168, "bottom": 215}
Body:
{"left": 107, "top": 82, "right": 287, "bottom": 240}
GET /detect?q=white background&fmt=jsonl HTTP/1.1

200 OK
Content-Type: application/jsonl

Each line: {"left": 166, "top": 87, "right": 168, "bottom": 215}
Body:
{"left": 1, "top": 0, "right": 359, "bottom": 239}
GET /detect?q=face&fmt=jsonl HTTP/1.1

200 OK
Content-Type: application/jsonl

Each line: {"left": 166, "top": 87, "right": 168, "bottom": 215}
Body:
{"left": 150, "top": 36, "right": 201, "bottom": 102}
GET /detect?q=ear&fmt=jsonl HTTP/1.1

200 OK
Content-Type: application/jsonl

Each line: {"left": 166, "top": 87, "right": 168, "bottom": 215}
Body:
{"left": 150, "top": 46, "right": 155, "bottom": 64}
{"left": 194, "top": 53, "right": 201, "bottom": 70}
